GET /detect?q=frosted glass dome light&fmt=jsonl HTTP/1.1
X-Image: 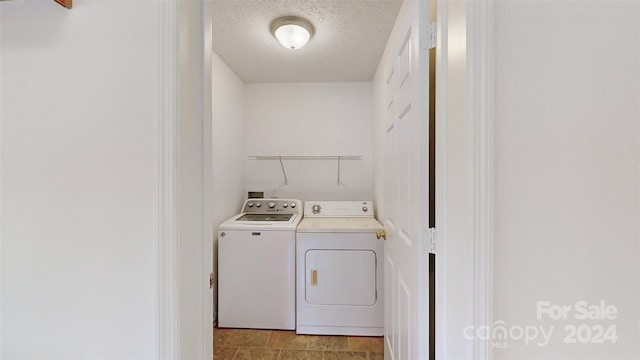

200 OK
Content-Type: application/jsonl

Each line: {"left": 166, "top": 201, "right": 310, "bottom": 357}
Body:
{"left": 275, "top": 24, "right": 310, "bottom": 50}
{"left": 271, "top": 16, "right": 315, "bottom": 50}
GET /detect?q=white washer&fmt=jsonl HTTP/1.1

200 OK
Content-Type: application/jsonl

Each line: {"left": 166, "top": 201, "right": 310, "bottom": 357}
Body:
{"left": 218, "top": 198, "right": 302, "bottom": 330}
{"left": 296, "top": 200, "right": 384, "bottom": 336}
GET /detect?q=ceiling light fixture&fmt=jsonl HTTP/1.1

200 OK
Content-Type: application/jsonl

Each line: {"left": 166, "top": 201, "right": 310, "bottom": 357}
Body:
{"left": 271, "top": 16, "right": 315, "bottom": 50}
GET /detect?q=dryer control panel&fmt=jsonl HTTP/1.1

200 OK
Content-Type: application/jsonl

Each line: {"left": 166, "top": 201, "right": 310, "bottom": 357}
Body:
{"left": 303, "top": 201, "right": 373, "bottom": 218}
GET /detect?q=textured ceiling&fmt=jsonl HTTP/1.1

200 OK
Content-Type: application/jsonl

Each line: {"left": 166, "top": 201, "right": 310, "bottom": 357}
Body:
{"left": 212, "top": 0, "right": 403, "bottom": 83}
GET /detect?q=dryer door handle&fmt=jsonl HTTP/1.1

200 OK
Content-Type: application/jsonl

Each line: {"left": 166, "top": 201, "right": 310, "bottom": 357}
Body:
{"left": 310, "top": 269, "right": 318, "bottom": 286}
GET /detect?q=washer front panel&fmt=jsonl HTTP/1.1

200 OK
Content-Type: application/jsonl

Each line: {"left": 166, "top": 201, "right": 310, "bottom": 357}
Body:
{"left": 218, "top": 229, "right": 296, "bottom": 330}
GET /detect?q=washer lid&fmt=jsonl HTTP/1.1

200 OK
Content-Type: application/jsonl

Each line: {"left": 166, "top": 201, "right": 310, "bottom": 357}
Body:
{"left": 236, "top": 213, "right": 293, "bottom": 221}
{"left": 296, "top": 217, "right": 384, "bottom": 233}
{"left": 219, "top": 212, "right": 302, "bottom": 231}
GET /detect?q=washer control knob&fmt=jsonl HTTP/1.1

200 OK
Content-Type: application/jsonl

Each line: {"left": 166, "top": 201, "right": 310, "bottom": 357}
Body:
{"left": 247, "top": 202, "right": 254, "bottom": 208}
{"left": 291, "top": 203, "right": 296, "bottom": 208}
{"left": 312, "top": 204, "right": 321, "bottom": 214}
{"left": 255, "top": 202, "right": 262, "bottom": 208}
{"left": 268, "top": 202, "right": 276, "bottom": 208}
{"left": 282, "top": 203, "right": 289, "bottom": 208}
{"left": 362, "top": 206, "right": 368, "bottom": 212}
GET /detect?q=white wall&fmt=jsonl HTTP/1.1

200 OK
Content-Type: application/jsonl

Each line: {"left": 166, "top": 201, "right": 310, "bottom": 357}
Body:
{"left": 1, "top": 1, "right": 159, "bottom": 358}
{"left": 211, "top": 51, "right": 245, "bottom": 319}
{"left": 244, "top": 82, "right": 374, "bottom": 201}
{"left": 492, "top": 1, "right": 639, "bottom": 358}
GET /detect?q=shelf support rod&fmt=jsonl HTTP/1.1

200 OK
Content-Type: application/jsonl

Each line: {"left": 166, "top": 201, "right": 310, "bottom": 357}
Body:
{"left": 248, "top": 155, "right": 361, "bottom": 161}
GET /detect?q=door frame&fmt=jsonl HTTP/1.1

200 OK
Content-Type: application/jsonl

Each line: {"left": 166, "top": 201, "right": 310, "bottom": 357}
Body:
{"left": 157, "top": 0, "right": 215, "bottom": 359}
{"left": 154, "top": 0, "right": 495, "bottom": 358}
{"left": 466, "top": 1, "right": 494, "bottom": 358}
{"left": 435, "top": 0, "right": 493, "bottom": 359}
{"left": 157, "top": 1, "right": 180, "bottom": 358}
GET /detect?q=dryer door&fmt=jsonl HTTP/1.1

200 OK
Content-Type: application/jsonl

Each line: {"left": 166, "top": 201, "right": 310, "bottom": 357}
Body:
{"left": 305, "top": 249, "right": 377, "bottom": 306}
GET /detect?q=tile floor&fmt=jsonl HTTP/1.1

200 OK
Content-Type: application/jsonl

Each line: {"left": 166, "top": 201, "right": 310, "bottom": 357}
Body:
{"left": 214, "top": 328, "right": 384, "bottom": 360}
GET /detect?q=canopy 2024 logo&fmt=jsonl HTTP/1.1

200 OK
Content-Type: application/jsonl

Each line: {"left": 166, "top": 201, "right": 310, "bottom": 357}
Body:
{"left": 464, "top": 301, "right": 618, "bottom": 349}
{"left": 538, "top": 300, "right": 618, "bottom": 345}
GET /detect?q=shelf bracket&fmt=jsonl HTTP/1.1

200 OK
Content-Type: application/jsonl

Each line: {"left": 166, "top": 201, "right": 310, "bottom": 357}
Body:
{"left": 337, "top": 156, "right": 341, "bottom": 185}
{"left": 278, "top": 156, "right": 288, "bottom": 185}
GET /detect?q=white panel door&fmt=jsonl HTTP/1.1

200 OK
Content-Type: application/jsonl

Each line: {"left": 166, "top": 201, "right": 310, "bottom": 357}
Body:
{"left": 383, "top": 1, "right": 431, "bottom": 359}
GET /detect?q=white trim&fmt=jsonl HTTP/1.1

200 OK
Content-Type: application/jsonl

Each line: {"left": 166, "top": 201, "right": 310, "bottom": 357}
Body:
{"left": 0, "top": 8, "right": 4, "bottom": 358}
{"left": 434, "top": 0, "right": 448, "bottom": 358}
{"left": 201, "top": 0, "right": 214, "bottom": 358}
{"left": 466, "top": 1, "right": 493, "bottom": 359}
{"left": 157, "top": 1, "right": 180, "bottom": 359}
{"left": 637, "top": 4, "right": 640, "bottom": 359}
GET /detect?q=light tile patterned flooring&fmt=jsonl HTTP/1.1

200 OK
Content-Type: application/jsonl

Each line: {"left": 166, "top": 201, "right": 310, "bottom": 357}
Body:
{"left": 214, "top": 328, "right": 384, "bottom": 360}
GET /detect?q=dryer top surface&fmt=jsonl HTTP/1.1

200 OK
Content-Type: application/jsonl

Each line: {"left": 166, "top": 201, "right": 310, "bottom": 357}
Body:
{"left": 296, "top": 217, "right": 384, "bottom": 233}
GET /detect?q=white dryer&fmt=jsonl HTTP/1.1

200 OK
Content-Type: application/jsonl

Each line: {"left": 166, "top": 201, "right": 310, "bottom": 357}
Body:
{"left": 296, "top": 200, "right": 384, "bottom": 336}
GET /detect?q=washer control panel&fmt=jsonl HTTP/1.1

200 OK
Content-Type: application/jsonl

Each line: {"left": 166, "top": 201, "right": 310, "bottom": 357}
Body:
{"left": 303, "top": 201, "right": 374, "bottom": 218}
{"left": 243, "top": 199, "right": 302, "bottom": 214}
